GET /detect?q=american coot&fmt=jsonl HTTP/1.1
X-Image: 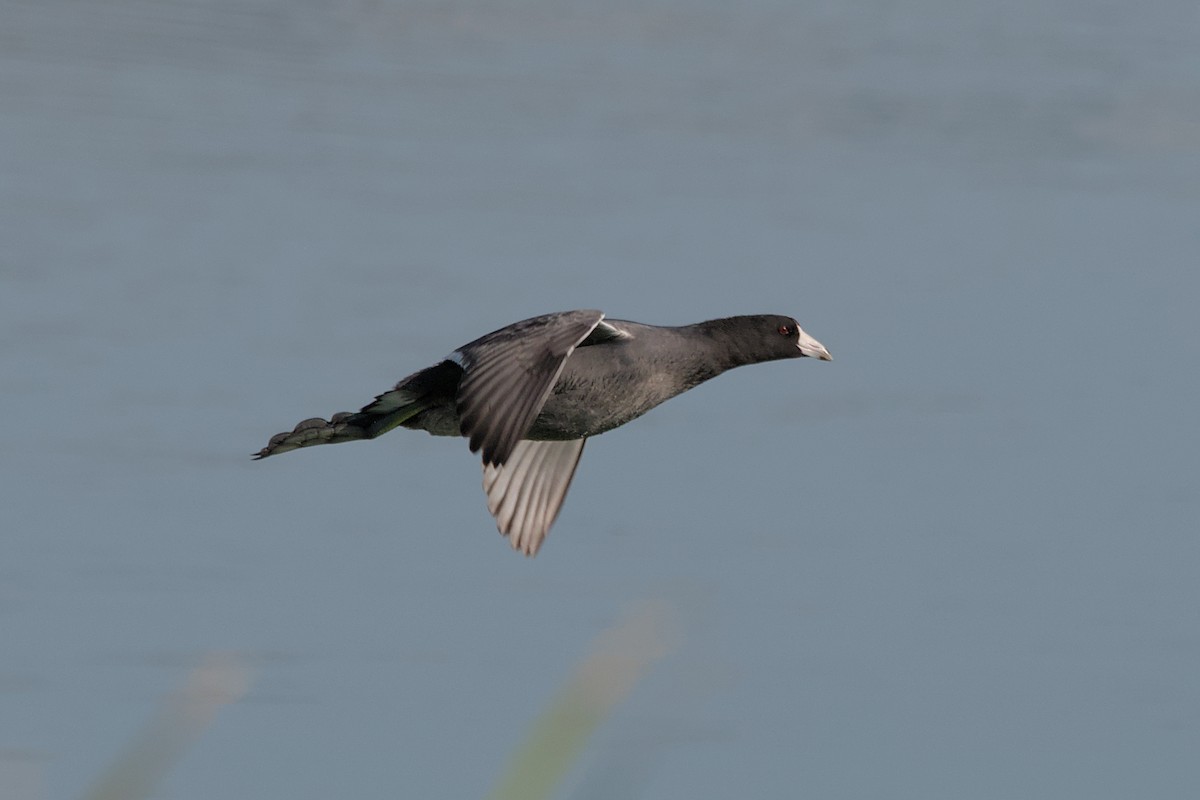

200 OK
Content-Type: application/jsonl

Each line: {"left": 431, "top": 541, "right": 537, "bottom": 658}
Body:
{"left": 255, "top": 310, "right": 831, "bottom": 556}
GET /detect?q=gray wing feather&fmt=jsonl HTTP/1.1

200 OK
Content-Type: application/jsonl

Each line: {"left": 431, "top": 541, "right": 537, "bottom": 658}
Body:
{"left": 456, "top": 310, "right": 603, "bottom": 466}
{"left": 483, "top": 438, "right": 586, "bottom": 556}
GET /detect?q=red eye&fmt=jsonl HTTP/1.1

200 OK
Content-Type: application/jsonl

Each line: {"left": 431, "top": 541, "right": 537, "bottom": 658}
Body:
{"left": 777, "top": 325, "right": 791, "bottom": 336}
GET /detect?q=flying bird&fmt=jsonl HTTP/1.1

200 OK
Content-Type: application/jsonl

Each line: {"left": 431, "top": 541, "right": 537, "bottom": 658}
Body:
{"left": 255, "top": 310, "right": 831, "bottom": 555}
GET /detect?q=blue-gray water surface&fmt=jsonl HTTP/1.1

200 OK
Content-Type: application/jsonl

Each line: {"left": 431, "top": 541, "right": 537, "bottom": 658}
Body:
{"left": 2, "top": 1, "right": 1198, "bottom": 798}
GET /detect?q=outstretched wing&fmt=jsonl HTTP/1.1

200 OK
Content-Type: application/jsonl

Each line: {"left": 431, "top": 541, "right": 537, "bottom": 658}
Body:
{"left": 483, "top": 438, "right": 587, "bottom": 556}
{"left": 455, "top": 309, "right": 603, "bottom": 466}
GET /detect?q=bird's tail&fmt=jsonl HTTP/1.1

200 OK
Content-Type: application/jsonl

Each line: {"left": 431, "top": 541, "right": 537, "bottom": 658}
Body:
{"left": 252, "top": 396, "right": 429, "bottom": 460}
{"left": 252, "top": 361, "right": 463, "bottom": 460}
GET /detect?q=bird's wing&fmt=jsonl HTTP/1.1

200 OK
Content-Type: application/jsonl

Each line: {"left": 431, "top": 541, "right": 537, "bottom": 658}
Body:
{"left": 483, "top": 438, "right": 587, "bottom": 556}
{"left": 454, "top": 309, "right": 604, "bottom": 466}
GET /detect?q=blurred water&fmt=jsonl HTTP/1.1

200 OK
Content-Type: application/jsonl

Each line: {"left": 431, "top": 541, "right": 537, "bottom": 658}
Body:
{"left": 2, "top": 1, "right": 1198, "bottom": 798}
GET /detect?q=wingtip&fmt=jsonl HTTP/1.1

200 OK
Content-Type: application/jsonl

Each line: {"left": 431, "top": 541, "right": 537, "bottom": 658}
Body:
{"left": 516, "top": 535, "right": 540, "bottom": 557}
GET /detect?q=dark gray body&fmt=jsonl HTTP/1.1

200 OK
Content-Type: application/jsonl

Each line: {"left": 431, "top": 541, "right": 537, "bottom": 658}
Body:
{"left": 410, "top": 320, "right": 731, "bottom": 441}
